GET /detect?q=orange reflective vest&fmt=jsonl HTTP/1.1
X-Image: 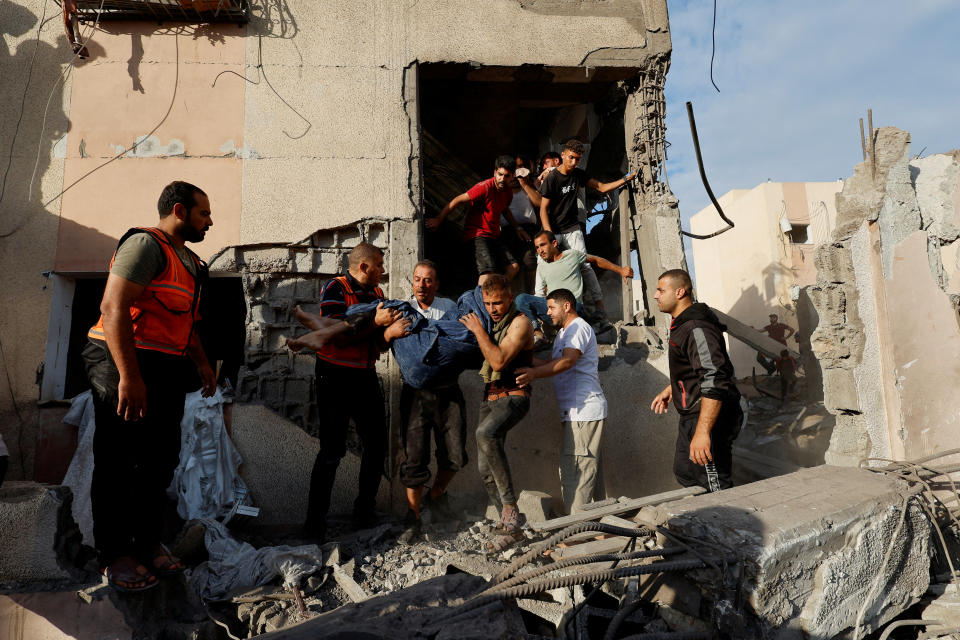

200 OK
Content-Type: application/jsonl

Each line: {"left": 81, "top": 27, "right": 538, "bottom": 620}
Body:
{"left": 315, "top": 275, "right": 384, "bottom": 369}
{"left": 88, "top": 227, "right": 204, "bottom": 356}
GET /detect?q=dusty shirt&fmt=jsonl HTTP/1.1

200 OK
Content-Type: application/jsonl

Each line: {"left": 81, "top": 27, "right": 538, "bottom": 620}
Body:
{"left": 536, "top": 250, "right": 587, "bottom": 301}
{"left": 111, "top": 232, "right": 198, "bottom": 285}
{"left": 552, "top": 317, "right": 606, "bottom": 421}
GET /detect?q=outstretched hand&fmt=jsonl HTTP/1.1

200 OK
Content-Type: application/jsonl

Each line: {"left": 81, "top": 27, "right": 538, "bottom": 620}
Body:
{"left": 425, "top": 218, "right": 442, "bottom": 231}
{"left": 384, "top": 317, "right": 412, "bottom": 342}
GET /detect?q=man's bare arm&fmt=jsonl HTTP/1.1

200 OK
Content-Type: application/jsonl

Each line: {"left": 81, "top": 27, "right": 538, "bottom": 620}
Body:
{"left": 539, "top": 195, "right": 553, "bottom": 232}
{"left": 461, "top": 314, "right": 533, "bottom": 372}
{"left": 517, "top": 176, "right": 542, "bottom": 207}
{"left": 99, "top": 274, "right": 148, "bottom": 420}
{"left": 586, "top": 172, "right": 637, "bottom": 194}
{"left": 186, "top": 332, "right": 216, "bottom": 397}
{"left": 426, "top": 192, "right": 471, "bottom": 230}
{"left": 515, "top": 348, "right": 581, "bottom": 386}
{"left": 586, "top": 254, "right": 634, "bottom": 279}
{"left": 689, "top": 397, "right": 723, "bottom": 466}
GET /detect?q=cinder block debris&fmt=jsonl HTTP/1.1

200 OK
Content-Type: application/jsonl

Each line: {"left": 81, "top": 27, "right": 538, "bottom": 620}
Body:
{"left": 653, "top": 465, "right": 931, "bottom": 639}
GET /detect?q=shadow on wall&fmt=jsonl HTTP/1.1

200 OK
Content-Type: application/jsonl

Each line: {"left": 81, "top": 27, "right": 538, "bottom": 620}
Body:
{"left": 0, "top": 3, "right": 78, "bottom": 482}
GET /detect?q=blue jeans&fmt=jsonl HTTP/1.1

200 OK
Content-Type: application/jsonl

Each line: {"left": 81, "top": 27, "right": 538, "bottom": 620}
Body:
{"left": 514, "top": 293, "right": 584, "bottom": 330}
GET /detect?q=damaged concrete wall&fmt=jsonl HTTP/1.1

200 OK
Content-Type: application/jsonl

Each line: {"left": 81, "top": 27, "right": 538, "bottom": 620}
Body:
{"left": 810, "top": 127, "right": 960, "bottom": 465}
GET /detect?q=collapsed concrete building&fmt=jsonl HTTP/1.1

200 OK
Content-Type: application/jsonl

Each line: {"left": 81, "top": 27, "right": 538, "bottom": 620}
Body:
{"left": 3, "top": 0, "right": 960, "bottom": 638}
{"left": 0, "top": 0, "right": 686, "bottom": 523}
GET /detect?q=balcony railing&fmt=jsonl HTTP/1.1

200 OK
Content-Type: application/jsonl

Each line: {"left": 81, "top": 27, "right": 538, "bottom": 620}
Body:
{"left": 71, "top": 0, "right": 249, "bottom": 24}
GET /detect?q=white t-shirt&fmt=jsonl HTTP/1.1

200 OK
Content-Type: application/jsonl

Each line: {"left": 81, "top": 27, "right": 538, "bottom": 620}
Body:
{"left": 552, "top": 317, "right": 606, "bottom": 421}
{"left": 409, "top": 295, "right": 458, "bottom": 321}
{"left": 502, "top": 189, "right": 538, "bottom": 226}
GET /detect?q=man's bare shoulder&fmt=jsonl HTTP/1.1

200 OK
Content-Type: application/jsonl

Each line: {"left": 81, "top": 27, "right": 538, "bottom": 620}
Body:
{"left": 508, "top": 313, "right": 534, "bottom": 338}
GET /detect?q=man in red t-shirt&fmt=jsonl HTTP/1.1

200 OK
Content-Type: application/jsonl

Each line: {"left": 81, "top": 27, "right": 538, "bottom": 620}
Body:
{"left": 427, "top": 155, "right": 532, "bottom": 286}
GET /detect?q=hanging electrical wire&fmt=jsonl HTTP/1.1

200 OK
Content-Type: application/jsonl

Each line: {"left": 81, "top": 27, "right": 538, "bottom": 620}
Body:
{"left": 710, "top": 0, "right": 720, "bottom": 92}
{"left": 680, "top": 101, "right": 734, "bottom": 240}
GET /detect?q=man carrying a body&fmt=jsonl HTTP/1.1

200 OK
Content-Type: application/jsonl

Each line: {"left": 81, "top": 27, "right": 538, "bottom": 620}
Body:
{"left": 397, "top": 260, "right": 469, "bottom": 544}
{"left": 516, "top": 288, "right": 606, "bottom": 514}
{"left": 538, "top": 139, "right": 636, "bottom": 315}
{"left": 305, "top": 242, "right": 406, "bottom": 541}
{"left": 459, "top": 275, "right": 534, "bottom": 551}
{"left": 649, "top": 269, "right": 742, "bottom": 492}
{"left": 427, "top": 155, "right": 533, "bottom": 286}
{"left": 84, "top": 181, "right": 216, "bottom": 591}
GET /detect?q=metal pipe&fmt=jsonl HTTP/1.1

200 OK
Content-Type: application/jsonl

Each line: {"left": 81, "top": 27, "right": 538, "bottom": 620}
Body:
{"left": 868, "top": 108, "right": 876, "bottom": 180}
{"left": 681, "top": 101, "right": 734, "bottom": 240}
{"left": 878, "top": 619, "right": 944, "bottom": 640}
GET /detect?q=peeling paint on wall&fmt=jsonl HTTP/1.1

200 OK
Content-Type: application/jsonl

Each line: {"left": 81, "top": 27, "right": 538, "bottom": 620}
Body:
{"left": 110, "top": 135, "right": 186, "bottom": 158}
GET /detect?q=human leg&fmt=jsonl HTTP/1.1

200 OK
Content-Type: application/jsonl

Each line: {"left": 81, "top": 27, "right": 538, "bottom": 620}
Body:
{"left": 425, "top": 385, "right": 468, "bottom": 521}
{"left": 474, "top": 395, "right": 530, "bottom": 507}
{"left": 475, "top": 401, "right": 503, "bottom": 513}
{"left": 559, "top": 419, "right": 605, "bottom": 514}
{"left": 352, "top": 368, "right": 387, "bottom": 520}
{"left": 305, "top": 360, "right": 353, "bottom": 537}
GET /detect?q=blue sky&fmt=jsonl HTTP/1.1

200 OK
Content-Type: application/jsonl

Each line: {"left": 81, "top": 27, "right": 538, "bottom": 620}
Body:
{"left": 661, "top": 1, "right": 960, "bottom": 258}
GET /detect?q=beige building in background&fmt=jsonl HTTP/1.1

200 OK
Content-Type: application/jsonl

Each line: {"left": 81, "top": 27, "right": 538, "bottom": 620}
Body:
{"left": 689, "top": 181, "right": 842, "bottom": 376}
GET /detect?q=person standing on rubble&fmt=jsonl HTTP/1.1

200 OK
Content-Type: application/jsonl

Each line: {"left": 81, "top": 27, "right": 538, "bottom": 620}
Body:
{"left": 649, "top": 269, "right": 742, "bottom": 492}
{"left": 305, "top": 242, "right": 406, "bottom": 542}
{"left": 84, "top": 181, "right": 216, "bottom": 592}
{"left": 459, "top": 275, "right": 535, "bottom": 552}
{"left": 397, "top": 260, "right": 468, "bottom": 544}
{"left": 515, "top": 288, "right": 607, "bottom": 514}
{"left": 426, "top": 155, "right": 533, "bottom": 286}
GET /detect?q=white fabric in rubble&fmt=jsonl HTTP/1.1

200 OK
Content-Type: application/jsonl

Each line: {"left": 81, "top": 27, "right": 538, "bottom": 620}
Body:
{"left": 188, "top": 518, "right": 331, "bottom": 601}
{"left": 168, "top": 388, "right": 248, "bottom": 521}
{"left": 62, "top": 390, "right": 97, "bottom": 546}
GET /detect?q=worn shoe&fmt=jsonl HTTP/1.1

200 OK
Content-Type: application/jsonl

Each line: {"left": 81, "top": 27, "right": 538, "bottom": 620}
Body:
{"left": 424, "top": 490, "right": 459, "bottom": 522}
{"left": 397, "top": 510, "right": 421, "bottom": 546}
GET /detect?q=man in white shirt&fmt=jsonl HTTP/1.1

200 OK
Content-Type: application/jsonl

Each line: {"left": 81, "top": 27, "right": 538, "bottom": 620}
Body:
{"left": 515, "top": 288, "right": 606, "bottom": 514}
{"left": 398, "top": 260, "right": 467, "bottom": 544}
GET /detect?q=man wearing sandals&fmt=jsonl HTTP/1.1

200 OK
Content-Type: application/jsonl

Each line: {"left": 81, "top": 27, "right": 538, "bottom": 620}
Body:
{"left": 84, "top": 181, "right": 216, "bottom": 591}
{"left": 459, "top": 275, "right": 534, "bottom": 552}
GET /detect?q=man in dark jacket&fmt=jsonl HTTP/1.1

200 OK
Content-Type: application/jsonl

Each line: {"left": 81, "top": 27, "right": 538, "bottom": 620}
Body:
{"left": 650, "top": 269, "right": 742, "bottom": 491}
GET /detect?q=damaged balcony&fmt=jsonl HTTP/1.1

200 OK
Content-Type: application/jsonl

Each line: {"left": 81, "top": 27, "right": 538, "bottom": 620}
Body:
{"left": 67, "top": 0, "right": 249, "bottom": 23}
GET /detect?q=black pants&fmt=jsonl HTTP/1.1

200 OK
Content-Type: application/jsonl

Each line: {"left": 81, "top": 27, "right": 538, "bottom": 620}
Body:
{"left": 0, "top": 455, "right": 8, "bottom": 487}
{"left": 673, "top": 400, "right": 743, "bottom": 492}
{"left": 306, "top": 359, "right": 387, "bottom": 533}
{"left": 399, "top": 384, "right": 468, "bottom": 488}
{"left": 83, "top": 339, "right": 190, "bottom": 566}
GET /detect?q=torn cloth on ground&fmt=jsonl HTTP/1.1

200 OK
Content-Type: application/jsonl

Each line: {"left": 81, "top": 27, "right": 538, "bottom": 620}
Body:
{"left": 188, "top": 518, "right": 336, "bottom": 601}
{"left": 347, "top": 287, "right": 491, "bottom": 389}
{"left": 62, "top": 390, "right": 96, "bottom": 546}
{"left": 168, "top": 388, "right": 249, "bottom": 521}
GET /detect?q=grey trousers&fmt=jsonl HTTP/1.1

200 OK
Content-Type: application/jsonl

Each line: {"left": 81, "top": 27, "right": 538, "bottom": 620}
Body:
{"left": 560, "top": 419, "right": 605, "bottom": 514}
{"left": 476, "top": 395, "right": 530, "bottom": 508}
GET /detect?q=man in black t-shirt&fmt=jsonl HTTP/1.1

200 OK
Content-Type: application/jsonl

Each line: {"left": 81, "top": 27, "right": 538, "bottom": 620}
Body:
{"left": 538, "top": 139, "right": 636, "bottom": 318}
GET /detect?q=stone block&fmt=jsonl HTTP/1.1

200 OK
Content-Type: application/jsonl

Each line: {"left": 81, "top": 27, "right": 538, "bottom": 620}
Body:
{"left": 249, "top": 303, "right": 274, "bottom": 325}
{"left": 822, "top": 367, "right": 859, "bottom": 412}
{"left": 657, "top": 465, "right": 931, "bottom": 639}
{"left": 0, "top": 483, "right": 79, "bottom": 583}
{"left": 312, "top": 249, "right": 342, "bottom": 274}
{"left": 518, "top": 490, "right": 552, "bottom": 522}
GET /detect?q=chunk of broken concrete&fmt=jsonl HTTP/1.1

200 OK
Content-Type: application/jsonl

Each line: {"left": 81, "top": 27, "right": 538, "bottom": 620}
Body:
{"left": 517, "top": 489, "right": 552, "bottom": 523}
{"left": 0, "top": 482, "right": 83, "bottom": 583}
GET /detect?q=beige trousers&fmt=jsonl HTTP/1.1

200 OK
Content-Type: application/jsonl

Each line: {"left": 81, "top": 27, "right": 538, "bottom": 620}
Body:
{"left": 560, "top": 419, "right": 605, "bottom": 514}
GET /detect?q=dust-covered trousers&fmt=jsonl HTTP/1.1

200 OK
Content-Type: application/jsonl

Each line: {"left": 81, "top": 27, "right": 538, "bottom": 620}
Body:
{"left": 476, "top": 394, "right": 530, "bottom": 508}
{"left": 399, "top": 383, "right": 468, "bottom": 488}
{"left": 560, "top": 419, "right": 605, "bottom": 514}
